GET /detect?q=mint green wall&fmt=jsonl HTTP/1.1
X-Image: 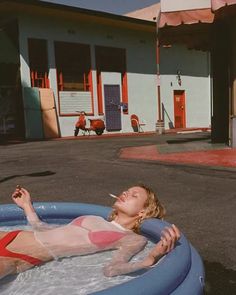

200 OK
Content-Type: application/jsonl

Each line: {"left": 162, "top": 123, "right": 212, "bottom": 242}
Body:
{"left": 160, "top": 44, "right": 211, "bottom": 129}
{"left": 17, "top": 11, "right": 157, "bottom": 136}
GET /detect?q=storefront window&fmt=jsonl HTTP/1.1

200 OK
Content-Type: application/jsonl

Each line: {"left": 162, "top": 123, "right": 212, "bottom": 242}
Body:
{"left": 28, "top": 38, "right": 49, "bottom": 88}
{"left": 54, "top": 42, "right": 93, "bottom": 115}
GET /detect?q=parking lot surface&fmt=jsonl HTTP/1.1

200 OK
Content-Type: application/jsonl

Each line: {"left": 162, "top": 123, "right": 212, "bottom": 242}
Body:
{"left": 0, "top": 132, "right": 235, "bottom": 294}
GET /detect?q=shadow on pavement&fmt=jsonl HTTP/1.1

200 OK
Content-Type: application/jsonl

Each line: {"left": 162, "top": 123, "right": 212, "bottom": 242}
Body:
{"left": 167, "top": 136, "right": 211, "bottom": 145}
{"left": 0, "top": 171, "right": 56, "bottom": 183}
{"left": 205, "top": 260, "right": 236, "bottom": 294}
{"left": 0, "top": 135, "right": 26, "bottom": 146}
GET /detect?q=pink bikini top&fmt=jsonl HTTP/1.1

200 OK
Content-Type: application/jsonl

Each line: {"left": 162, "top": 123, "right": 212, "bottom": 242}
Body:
{"left": 70, "top": 216, "right": 127, "bottom": 248}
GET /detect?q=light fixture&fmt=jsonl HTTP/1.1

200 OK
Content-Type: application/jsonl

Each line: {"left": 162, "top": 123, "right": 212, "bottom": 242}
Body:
{"left": 176, "top": 70, "right": 182, "bottom": 86}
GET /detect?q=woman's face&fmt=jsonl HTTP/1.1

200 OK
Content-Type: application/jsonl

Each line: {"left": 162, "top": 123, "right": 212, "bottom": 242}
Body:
{"left": 113, "top": 186, "right": 148, "bottom": 218}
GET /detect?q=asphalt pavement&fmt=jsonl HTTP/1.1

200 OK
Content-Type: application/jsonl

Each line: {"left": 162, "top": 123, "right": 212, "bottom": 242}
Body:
{"left": 0, "top": 132, "right": 235, "bottom": 294}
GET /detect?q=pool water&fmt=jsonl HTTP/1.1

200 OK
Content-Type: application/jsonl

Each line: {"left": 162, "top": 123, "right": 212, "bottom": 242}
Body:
{"left": 0, "top": 226, "right": 154, "bottom": 295}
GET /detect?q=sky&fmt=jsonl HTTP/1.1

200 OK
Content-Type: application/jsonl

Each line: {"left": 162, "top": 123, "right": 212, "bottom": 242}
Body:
{"left": 42, "top": 0, "right": 160, "bottom": 15}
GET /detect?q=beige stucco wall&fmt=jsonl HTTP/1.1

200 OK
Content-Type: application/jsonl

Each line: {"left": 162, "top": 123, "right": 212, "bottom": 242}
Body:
{"left": 161, "top": 0, "right": 211, "bottom": 12}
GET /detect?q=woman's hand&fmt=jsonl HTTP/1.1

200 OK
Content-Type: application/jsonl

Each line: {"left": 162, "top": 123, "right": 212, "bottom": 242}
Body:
{"left": 12, "top": 186, "right": 32, "bottom": 210}
{"left": 144, "top": 224, "right": 181, "bottom": 267}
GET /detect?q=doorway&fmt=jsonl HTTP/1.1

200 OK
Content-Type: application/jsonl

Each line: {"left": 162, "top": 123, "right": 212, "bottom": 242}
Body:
{"left": 95, "top": 46, "right": 128, "bottom": 115}
{"left": 104, "top": 85, "right": 121, "bottom": 131}
{"left": 173, "top": 90, "right": 186, "bottom": 128}
{"left": 0, "top": 20, "right": 24, "bottom": 138}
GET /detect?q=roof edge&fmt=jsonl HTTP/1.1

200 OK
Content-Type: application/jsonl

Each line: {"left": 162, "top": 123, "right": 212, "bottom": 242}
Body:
{"left": 5, "top": 0, "right": 156, "bottom": 27}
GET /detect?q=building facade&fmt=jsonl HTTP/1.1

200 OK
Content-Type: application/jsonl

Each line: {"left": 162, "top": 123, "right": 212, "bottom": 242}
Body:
{"left": 160, "top": 44, "right": 211, "bottom": 130}
{"left": 0, "top": 0, "right": 157, "bottom": 139}
{"left": 127, "top": 1, "right": 212, "bottom": 131}
{"left": 159, "top": 0, "right": 236, "bottom": 145}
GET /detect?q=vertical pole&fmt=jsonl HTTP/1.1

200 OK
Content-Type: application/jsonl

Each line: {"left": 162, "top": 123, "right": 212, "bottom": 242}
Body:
{"left": 230, "top": 22, "right": 236, "bottom": 147}
{"left": 211, "top": 20, "right": 229, "bottom": 143}
{"left": 156, "top": 42, "right": 162, "bottom": 122}
{"left": 156, "top": 11, "right": 164, "bottom": 134}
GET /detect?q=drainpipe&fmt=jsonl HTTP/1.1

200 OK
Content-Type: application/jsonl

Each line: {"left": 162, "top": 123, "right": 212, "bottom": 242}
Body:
{"left": 155, "top": 11, "right": 164, "bottom": 134}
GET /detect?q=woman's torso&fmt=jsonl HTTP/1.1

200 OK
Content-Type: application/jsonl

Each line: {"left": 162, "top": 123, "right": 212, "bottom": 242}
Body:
{"left": 34, "top": 215, "right": 130, "bottom": 259}
{"left": 0, "top": 216, "right": 130, "bottom": 273}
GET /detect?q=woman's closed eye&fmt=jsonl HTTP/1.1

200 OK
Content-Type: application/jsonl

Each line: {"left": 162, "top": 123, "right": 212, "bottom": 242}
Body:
{"left": 132, "top": 194, "right": 138, "bottom": 198}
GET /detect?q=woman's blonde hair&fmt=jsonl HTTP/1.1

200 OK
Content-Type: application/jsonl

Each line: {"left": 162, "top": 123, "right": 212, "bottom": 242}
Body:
{"left": 109, "top": 184, "right": 166, "bottom": 233}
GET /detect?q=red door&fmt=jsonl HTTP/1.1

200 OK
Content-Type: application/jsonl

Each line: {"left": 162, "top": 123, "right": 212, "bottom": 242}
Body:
{"left": 174, "top": 90, "right": 186, "bottom": 128}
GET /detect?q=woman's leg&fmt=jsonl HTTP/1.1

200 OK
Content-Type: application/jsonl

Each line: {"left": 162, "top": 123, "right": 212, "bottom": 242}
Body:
{"left": 0, "top": 231, "right": 18, "bottom": 279}
{"left": 0, "top": 231, "right": 8, "bottom": 239}
{"left": 0, "top": 258, "right": 17, "bottom": 279}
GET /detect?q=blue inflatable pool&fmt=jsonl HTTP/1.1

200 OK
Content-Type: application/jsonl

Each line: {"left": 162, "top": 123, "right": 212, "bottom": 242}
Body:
{"left": 0, "top": 202, "right": 205, "bottom": 295}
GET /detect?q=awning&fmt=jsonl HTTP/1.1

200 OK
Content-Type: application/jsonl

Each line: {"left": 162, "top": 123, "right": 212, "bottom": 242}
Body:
{"left": 159, "top": 8, "right": 214, "bottom": 28}
{"left": 212, "top": 0, "right": 236, "bottom": 11}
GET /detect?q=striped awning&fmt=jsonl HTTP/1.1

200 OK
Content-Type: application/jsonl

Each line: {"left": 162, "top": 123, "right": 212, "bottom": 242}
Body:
{"left": 159, "top": 8, "right": 214, "bottom": 28}
{"left": 159, "top": 0, "right": 236, "bottom": 28}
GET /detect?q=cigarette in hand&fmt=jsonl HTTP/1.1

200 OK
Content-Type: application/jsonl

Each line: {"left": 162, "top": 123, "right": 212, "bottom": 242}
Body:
{"left": 15, "top": 185, "right": 22, "bottom": 197}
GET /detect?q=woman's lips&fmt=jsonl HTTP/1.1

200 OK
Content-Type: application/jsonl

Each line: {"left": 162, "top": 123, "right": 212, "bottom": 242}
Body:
{"left": 118, "top": 196, "right": 125, "bottom": 202}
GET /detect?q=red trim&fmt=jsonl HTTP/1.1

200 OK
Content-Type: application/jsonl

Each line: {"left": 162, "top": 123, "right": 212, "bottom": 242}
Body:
{"left": 60, "top": 113, "right": 94, "bottom": 117}
{"left": 97, "top": 71, "right": 104, "bottom": 115}
{"left": 88, "top": 70, "right": 95, "bottom": 115}
{"left": 173, "top": 90, "right": 186, "bottom": 128}
{"left": 31, "top": 71, "right": 35, "bottom": 87}
{"left": 156, "top": 43, "right": 160, "bottom": 66}
{"left": 122, "top": 72, "right": 128, "bottom": 114}
{"left": 45, "top": 73, "right": 50, "bottom": 88}
{"left": 30, "top": 71, "right": 50, "bottom": 89}
{"left": 58, "top": 72, "right": 63, "bottom": 91}
{"left": 55, "top": 68, "right": 61, "bottom": 116}
{"left": 157, "top": 85, "right": 161, "bottom": 121}
{"left": 57, "top": 68, "right": 93, "bottom": 116}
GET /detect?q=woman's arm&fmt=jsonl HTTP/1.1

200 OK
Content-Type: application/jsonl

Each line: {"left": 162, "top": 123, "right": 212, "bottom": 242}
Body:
{"left": 12, "top": 187, "right": 49, "bottom": 229}
{"left": 103, "top": 234, "right": 148, "bottom": 277}
{"left": 103, "top": 224, "right": 180, "bottom": 277}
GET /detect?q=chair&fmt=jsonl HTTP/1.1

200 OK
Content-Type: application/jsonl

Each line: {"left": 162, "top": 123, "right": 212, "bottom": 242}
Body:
{"left": 130, "top": 114, "right": 146, "bottom": 132}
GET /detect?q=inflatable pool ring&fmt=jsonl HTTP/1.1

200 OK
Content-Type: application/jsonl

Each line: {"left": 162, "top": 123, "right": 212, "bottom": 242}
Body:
{"left": 0, "top": 202, "right": 205, "bottom": 295}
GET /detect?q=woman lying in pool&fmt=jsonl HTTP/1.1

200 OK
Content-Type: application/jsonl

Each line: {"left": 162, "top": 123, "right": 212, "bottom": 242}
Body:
{"left": 0, "top": 185, "right": 180, "bottom": 280}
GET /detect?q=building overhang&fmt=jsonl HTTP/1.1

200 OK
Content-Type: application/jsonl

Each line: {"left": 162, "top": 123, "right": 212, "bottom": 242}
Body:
{"left": 159, "top": 23, "right": 212, "bottom": 51}
{"left": 158, "top": 0, "right": 236, "bottom": 50}
{"left": 0, "top": 0, "right": 156, "bottom": 33}
{"left": 159, "top": 8, "right": 214, "bottom": 28}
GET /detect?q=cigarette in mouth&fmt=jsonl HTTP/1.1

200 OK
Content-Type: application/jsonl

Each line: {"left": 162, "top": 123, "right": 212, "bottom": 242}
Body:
{"left": 109, "top": 193, "right": 118, "bottom": 199}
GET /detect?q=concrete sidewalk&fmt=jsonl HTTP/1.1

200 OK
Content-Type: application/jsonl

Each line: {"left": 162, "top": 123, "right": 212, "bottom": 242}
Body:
{"left": 2, "top": 129, "right": 235, "bottom": 169}
{"left": 120, "top": 135, "right": 236, "bottom": 169}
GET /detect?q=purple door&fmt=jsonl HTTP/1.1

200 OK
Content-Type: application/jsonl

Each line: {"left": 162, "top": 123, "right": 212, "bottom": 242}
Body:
{"left": 104, "top": 85, "right": 121, "bottom": 131}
